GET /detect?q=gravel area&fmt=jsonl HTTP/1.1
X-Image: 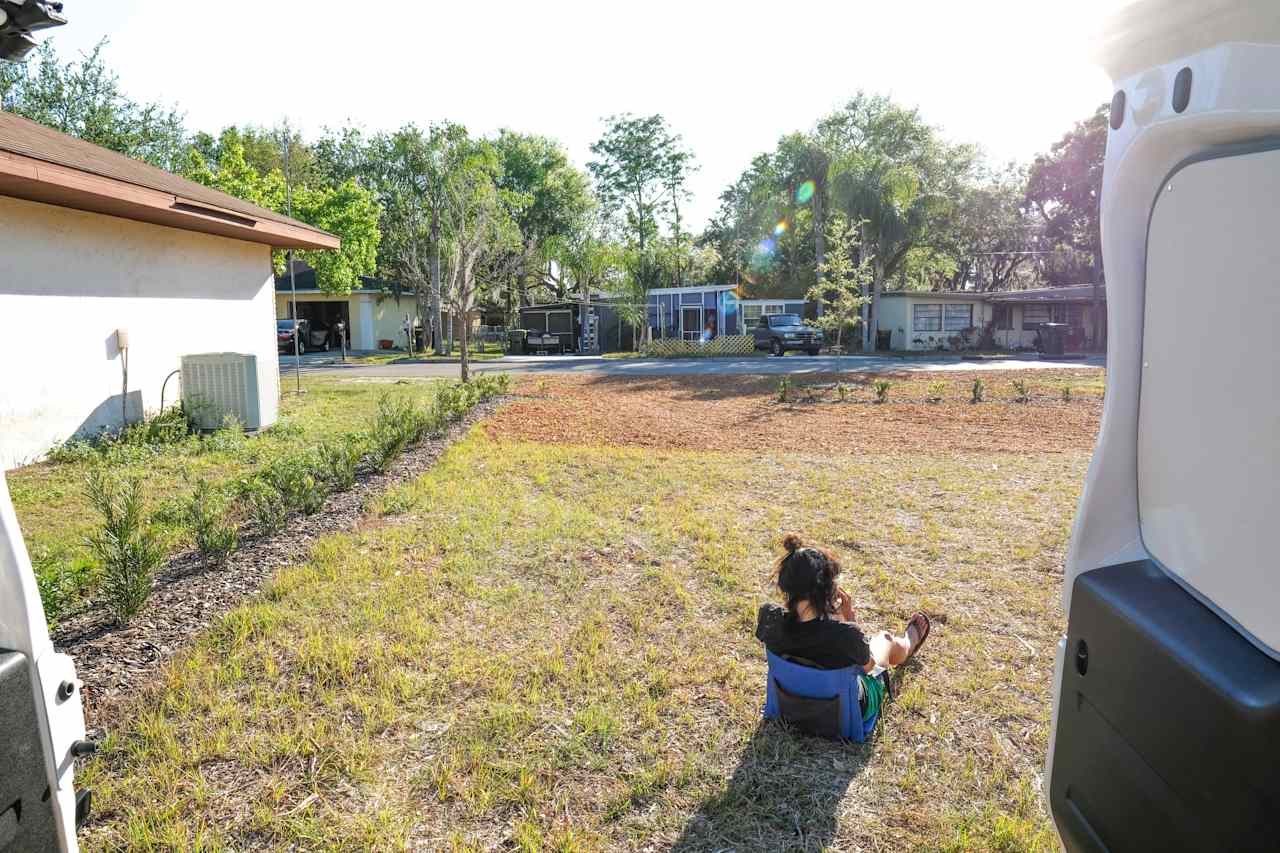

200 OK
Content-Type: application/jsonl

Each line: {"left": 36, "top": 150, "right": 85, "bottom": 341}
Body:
{"left": 55, "top": 399, "right": 504, "bottom": 732}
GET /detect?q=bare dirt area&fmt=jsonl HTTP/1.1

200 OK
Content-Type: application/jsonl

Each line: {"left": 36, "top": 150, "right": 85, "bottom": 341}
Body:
{"left": 484, "top": 369, "right": 1104, "bottom": 455}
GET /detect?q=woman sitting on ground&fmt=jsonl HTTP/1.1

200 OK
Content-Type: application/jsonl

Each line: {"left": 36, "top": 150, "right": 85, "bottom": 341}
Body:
{"left": 756, "top": 533, "right": 930, "bottom": 722}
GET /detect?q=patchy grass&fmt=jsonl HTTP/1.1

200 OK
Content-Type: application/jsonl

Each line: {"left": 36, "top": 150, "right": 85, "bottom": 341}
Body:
{"left": 9, "top": 376, "right": 445, "bottom": 620}
{"left": 81, "top": 372, "right": 1090, "bottom": 850}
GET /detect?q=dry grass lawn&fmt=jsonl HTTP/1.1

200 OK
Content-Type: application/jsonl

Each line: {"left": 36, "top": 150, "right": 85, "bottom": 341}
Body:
{"left": 79, "top": 368, "right": 1103, "bottom": 852}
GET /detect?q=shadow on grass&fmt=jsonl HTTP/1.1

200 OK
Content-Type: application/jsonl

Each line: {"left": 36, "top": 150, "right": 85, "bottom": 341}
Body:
{"left": 672, "top": 720, "right": 874, "bottom": 852}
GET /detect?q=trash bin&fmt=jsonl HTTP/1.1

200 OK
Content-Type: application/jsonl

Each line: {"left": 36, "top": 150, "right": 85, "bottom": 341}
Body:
{"left": 507, "top": 329, "right": 527, "bottom": 355}
{"left": 876, "top": 330, "right": 893, "bottom": 351}
{"left": 1038, "top": 322, "right": 1067, "bottom": 356}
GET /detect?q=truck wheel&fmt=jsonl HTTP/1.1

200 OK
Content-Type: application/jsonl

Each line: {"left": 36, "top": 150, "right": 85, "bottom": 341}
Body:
{"left": 771, "top": 339, "right": 784, "bottom": 357}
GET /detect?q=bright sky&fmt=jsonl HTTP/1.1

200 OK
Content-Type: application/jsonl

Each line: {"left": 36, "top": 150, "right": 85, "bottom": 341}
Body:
{"left": 50, "top": 0, "right": 1124, "bottom": 229}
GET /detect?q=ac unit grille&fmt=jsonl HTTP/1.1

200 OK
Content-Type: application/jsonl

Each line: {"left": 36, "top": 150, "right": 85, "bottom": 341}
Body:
{"left": 180, "top": 353, "right": 263, "bottom": 431}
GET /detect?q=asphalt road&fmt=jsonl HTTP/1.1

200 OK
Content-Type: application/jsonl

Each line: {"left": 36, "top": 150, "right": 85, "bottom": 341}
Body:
{"left": 280, "top": 352, "right": 1105, "bottom": 380}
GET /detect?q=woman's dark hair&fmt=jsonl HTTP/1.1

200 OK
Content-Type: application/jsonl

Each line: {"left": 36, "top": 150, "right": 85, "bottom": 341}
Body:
{"left": 773, "top": 533, "right": 842, "bottom": 620}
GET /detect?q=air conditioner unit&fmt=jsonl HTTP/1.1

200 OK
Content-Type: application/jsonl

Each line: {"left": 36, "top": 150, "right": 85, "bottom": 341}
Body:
{"left": 180, "top": 353, "right": 273, "bottom": 431}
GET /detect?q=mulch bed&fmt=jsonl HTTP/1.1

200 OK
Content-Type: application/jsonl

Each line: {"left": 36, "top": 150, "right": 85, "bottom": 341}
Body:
{"left": 55, "top": 399, "right": 504, "bottom": 733}
{"left": 485, "top": 370, "right": 1105, "bottom": 455}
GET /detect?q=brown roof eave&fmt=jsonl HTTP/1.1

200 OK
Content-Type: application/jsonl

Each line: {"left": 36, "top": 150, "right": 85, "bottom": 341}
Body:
{"left": 0, "top": 148, "right": 339, "bottom": 250}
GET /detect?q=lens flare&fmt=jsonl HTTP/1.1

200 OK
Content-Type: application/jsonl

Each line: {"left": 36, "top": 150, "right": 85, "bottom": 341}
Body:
{"left": 796, "top": 180, "right": 816, "bottom": 204}
{"left": 757, "top": 238, "right": 776, "bottom": 255}
{"left": 773, "top": 220, "right": 787, "bottom": 236}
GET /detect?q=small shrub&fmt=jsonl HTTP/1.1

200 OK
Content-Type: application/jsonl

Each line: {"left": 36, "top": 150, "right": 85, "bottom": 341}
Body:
{"left": 1011, "top": 379, "right": 1031, "bottom": 404}
{"left": 32, "top": 549, "right": 90, "bottom": 627}
{"left": 243, "top": 480, "right": 288, "bottom": 535}
{"left": 836, "top": 383, "right": 849, "bottom": 403}
{"left": 367, "top": 394, "right": 420, "bottom": 473}
{"left": 317, "top": 437, "right": 363, "bottom": 492}
{"left": 46, "top": 439, "right": 97, "bottom": 465}
{"left": 873, "top": 380, "right": 891, "bottom": 404}
{"left": 202, "top": 413, "right": 246, "bottom": 455}
{"left": 186, "top": 479, "right": 238, "bottom": 568}
{"left": 1061, "top": 385, "right": 1073, "bottom": 402}
{"left": 971, "top": 378, "right": 986, "bottom": 404}
{"left": 262, "top": 453, "right": 327, "bottom": 515}
{"left": 776, "top": 376, "right": 792, "bottom": 403}
{"left": 85, "top": 469, "right": 164, "bottom": 623}
{"left": 926, "top": 382, "right": 946, "bottom": 404}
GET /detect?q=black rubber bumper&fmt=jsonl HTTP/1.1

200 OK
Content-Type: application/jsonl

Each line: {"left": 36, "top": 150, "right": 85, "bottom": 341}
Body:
{"left": 1049, "top": 560, "right": 1280, "bottom": 852}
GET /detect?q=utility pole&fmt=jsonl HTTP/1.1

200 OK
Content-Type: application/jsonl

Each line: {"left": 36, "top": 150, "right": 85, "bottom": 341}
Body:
{"left": 284, "top": 129, "right": 302, "bottom": 394}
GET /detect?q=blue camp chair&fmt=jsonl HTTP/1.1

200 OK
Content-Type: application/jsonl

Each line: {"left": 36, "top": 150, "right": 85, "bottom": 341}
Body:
{"left": 763, "top": 650, "right": 880, "bottom": 742}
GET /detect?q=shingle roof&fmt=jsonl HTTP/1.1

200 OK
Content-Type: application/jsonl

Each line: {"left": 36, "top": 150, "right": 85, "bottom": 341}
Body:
{"left": 0, "top": 110, "right": 338, "bottom": 249}
{"left": 986, "top": 284, "right": 1105, "bottom": 303}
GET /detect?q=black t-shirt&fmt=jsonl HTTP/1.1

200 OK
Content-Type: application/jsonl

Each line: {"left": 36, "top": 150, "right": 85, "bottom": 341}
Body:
{"left": 755, "top": 603, "right": 871, "bottom": 670}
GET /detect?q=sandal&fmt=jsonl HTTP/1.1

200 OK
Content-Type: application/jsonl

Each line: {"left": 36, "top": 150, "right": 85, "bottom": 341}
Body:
{"left": 904, "top": 611, "right": 931, "bottom": 662}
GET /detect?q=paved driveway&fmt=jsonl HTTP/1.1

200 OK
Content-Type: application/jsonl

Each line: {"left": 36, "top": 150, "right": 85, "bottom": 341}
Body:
{"left": 280, "top": 352, "right": 1105, "bottom": 381}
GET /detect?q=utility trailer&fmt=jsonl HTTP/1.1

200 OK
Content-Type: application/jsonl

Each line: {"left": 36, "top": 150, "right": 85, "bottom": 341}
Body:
{"left": 1047, "top": 1, "right": 1280, "bottom": 850}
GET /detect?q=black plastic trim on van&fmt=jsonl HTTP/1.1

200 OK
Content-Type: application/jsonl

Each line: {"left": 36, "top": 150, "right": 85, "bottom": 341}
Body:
{"left": 0, "top": 651, "right": 59, "bottom": 852}
{"left": 1049, "top": 560, "right": 1280, "bottom": 852}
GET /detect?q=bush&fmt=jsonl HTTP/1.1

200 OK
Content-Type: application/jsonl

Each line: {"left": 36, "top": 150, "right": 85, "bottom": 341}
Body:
{"left": 317, "top": 437, "right": 364, "bottom": 491}
{"left": 873, "top": 380, "right": 891, "bottom": 404}
{"left": 186, "top": 479, "right": 238, "bottom": 569}
{"left": 262, "top": 452, "right": 327, "bottom": 515}
{"left": 1061, "top": 385, "right": 1073, "bottom": 402}
{"left": 970, "top": 378, "right": 986, "bottom": 404}
{"left": 243, "top": 479, "right": 289, "bottom": 536}
{"left": 85, "top": 469, "right": 164, "bottom": 623}
{"left": 836, "top": 383, "right": 849, "bottom": 403}
{"left": 46, "top": 439, "right": 98, "bottom": 465}
{"left": 32, "top": 549, "right": 90, "bottom": 627}
{"left": 367, "top": 394, "right": 421, "bottom": 473}
{"left": 926, "top": 382, "right": 946, "bottom": 404}
{"left": 776, "top": 377, "right": 792, "bottom": 403}
{"left": 202, "top": 413, "right": 246, "bottom": 455}
{"left": 1011, "top": 379, "right": 1031, "bottom": 404}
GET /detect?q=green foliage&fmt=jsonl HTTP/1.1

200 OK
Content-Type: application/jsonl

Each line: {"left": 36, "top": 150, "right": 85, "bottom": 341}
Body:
{"left": 32, "top": 549, "right": 89, "bottom": 627}
{"left": 836, "top": 383, "right": 849, "bottom": 403}
{"left": 971, "top": 378, "right": 986, "bottom": 404}
{"left": 261, "top": 453, "right": 327, "bottom": 516}
{"left": 317, "top": 438, "right": 364, "bottom": 492}
{"left": 809, "top": 213, "right": 872, "bottom": 349}
{"left": 243, "top": 481, "right": 288, "bottom": 536}
{"left": 367, "top": 394, "right": 423, "bottom": 473}
{"left": 294, "top": 178, "right": 382, "bottom": 294}
{"left": 873, "top": 380, "right": 892, "bottom": 404}
{"left": 1061, "top": 385, "right": 1073, "bottom": 402}
{"left": 202, "top": 414, "right": 246, "bottom": 455}
{"left": 0, "top": 40, "right": 187, "bottom": 170}
{"left": 776, "top": 377, "right": 791, "bottom": 403}
{"left": 1011, "top": 379, "right": 1031, "bottom": 404}
{"left": 85, "top": 470, "right": 163, "bottom": 624}
{"left": 927, "top": 382, "right": 947, "bottom": 404}
{"left": 186, "top": 480, "right": 238, "bottom": 569}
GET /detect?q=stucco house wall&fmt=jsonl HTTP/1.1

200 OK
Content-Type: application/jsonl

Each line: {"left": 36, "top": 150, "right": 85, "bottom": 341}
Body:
{"left": 0, "top": 195, "right": 279, "bottom": 469}
{"left": 880, "top": 293, "right": 990, "bottom": 351}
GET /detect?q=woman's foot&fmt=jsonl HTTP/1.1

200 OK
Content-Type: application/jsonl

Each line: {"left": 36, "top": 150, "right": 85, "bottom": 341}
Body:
{"left": 903, "top": 611, "right": 931, "bottom": 662}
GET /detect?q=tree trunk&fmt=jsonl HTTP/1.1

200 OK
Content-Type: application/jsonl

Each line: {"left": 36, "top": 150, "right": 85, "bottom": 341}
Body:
{"left": 813, "top": 189, "right": 826, "bottom": 317}
{"left": 459, "top": 310, "right": 470, "bottom": 383}
{"left": 430, "top": 207, "right": 444, "bottom": 355}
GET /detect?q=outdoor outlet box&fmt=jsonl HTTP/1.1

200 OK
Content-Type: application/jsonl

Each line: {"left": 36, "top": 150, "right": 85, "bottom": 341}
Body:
{"left": 115, "top": 328, "right": 129, "bottom": 350}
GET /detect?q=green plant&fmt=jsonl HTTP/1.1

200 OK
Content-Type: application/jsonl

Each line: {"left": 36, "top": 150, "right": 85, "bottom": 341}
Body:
{"left": 1011, "top": 379, "right": 1031, "bottom": 404}
{"left": 186, "top": 479, "right": 238, "bottom": 569}
{"left": 1061, "top": 385, "right": 1073, "bottom": 402}
{"left": 202, "top": 413, "right": 246, "bottom": 455}
{"left": 46, "top": 439, "right": 98, "bottom": 465}
{"left": 32, "top": 549, "right": 89, "bottom": 627}
{"left": 873, "top": 380, "right": 891, "bottom": 404}
{"left": 243, "top": 480, "right": 289, "bottom": 535}
{"left": 367, "top": 394, "right": 421, "bottom": 473}
{"left": 262, "top": 453, "right": 327, "bottom": 515}
{"left": 317, "top": 437, "right": 363, "bottom": 491}
{"left": 926, "top": 381, "right": 946, "bottom": 404}
{"left": 85, "top": 469, "right": 164, "bottom": 623}
{"left": 971, "top": 378, "right": 986, "bottom": 404}
{"left": 836, "top": 383, "right": 849, "bottom": 403}
{"left": 776, "top": 377, "right": 791, "bottom": 403}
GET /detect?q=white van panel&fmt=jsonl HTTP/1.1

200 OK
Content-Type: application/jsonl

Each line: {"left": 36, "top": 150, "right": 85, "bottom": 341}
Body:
{"left": 1141, "top": 147, "right": 1280, "bottom": 654}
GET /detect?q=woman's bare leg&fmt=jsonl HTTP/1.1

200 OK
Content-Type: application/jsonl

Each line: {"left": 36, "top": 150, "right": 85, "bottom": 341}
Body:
{"left": 863, "top": 616, "right": 927, "bottom": 672}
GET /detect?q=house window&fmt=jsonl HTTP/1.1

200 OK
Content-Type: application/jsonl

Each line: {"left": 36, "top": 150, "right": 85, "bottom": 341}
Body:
{"left": 1023, "top": 304, "right": 1052, "bottom": 330}
{"left": 912, "top": 304, "right": 942, "bottom": 331}
{"left": 763, "top": 303, "right": 784, "bottom": 315}
{"left": 742, "top": 304, "right": 763, "bottom": 328}
{"left": 680, "top": 291, "right": 703, "bottom": 306}
{"left": 943, "top": 303, "right": 973, "bottom": 332}
{"left": 993, "top": 305, "right": 1013, "bottom": 330}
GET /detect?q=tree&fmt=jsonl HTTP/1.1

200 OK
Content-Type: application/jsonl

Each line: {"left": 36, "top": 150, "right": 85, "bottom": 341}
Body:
{"left": 821, "top": 92, "right": 976, "bottom": 348}
{"left": 588, "top": 114, "right": 689, "bottom": 289}
{"left": 808, "top": 214, "right": 871, "bottom": 350}
{"left": 0, "top": 40, "right": 187, "bottom": 169}
{"left": 925, "top": 163, "right": 1038, "bottom": 292}
{"left": 1025, "top": 103, "right": 1107, "bottom": 286}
